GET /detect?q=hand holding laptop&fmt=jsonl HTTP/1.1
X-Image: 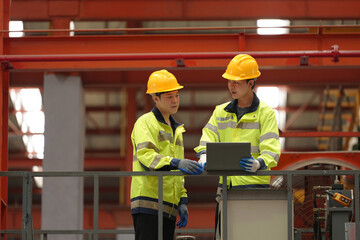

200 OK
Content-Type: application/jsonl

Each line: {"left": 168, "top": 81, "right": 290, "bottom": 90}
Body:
{"left": 198, "top": 154, "right": 207, "bottom": 171}
{"left": 239, "top": 156, "right": 260, "bottom": 173}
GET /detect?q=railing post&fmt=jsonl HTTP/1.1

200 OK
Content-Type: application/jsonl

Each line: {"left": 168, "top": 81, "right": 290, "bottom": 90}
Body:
{"left": 93, "top": 175, "right": 99, "bottom": 240}
{"left": 158, "top": 175, "right": 163, "bottom": 240}
{"left": 22, "top": 172, "right": 33, "bottom": 240}
{"left": 22, "top": 173, "right": 27, "bottom": 240}
{"left": 355, "top": 173, "right": 359, "bottom": 240}
{"left": 222, "top": 175, "right": 227, "bottom": 240}
{"left": 287, "top": 173, "right": 293, "bottom": 240}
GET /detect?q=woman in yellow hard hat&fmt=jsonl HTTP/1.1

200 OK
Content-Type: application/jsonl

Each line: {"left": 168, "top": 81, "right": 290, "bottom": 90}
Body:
{"left": 195, "top": 54, "right": 281, "bottom": 240}
{"left": 131, "top": 70, "right": 204, "bottom": 240}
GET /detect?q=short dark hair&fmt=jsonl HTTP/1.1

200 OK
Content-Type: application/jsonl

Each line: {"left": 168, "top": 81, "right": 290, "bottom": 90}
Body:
{"left": 155, "top": 90, "right": 177, "bottom": 97}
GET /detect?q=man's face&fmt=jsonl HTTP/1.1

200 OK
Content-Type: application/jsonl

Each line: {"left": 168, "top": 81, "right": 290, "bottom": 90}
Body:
{"left": 154, "top": 90, "right": 180, "bottom": 115}
{"left": 227, "top": 79, "right": 253, "bottom": 99}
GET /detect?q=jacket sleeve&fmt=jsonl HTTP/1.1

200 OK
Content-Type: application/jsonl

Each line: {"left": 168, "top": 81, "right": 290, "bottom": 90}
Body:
{"left": 179, "top": 178, "right": 188, "bottom": 204}
{"left": 132, "top": 118, "right": 174, "bottom": 171}
{"left": 257, "top": 108, "right": 281, "bottom": 170}
{"left": 194, "top": 108, "right": 220, "bottom": 157}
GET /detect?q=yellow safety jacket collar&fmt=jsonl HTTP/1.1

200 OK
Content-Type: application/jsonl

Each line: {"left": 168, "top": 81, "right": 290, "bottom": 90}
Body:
{"left": 224, "top": 92, "right": 260, "bottom": 121}
{"left": 152, "top": 106, "right": 182, "bottom": 133}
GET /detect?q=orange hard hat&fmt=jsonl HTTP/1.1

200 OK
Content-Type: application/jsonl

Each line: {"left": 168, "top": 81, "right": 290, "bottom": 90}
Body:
{"left": 146, "top": 70, "right": 184, "bottom": 94}
{"left": 222, "top": 54, "right": 261, "bottom": 81}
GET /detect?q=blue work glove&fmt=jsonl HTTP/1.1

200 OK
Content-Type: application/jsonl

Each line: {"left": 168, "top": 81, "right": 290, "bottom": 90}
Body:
{"left": 176, "top": 204, "right": 188, "bottom": 228}
{"left": 176, "top": 159, "right": 203, "bottom": 175}
{"left": 239, "top": 156, "right": 260, "bottom": 173}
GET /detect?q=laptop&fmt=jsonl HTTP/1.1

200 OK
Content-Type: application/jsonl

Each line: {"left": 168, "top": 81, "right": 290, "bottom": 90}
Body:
{"left": 206, "top": 142, "right": 251, "bottom": 171}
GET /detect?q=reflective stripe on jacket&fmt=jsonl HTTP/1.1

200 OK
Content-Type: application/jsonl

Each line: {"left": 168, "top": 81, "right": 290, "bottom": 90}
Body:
{"left": 130, "top": 107, "right": 188, "bottom": 220}
{"left": 194, "top": 93, "right": 281, "bottom": 188}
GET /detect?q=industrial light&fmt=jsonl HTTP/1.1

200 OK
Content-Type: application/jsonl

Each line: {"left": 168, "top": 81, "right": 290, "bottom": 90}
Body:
{"left": 9, "top": 21, "right": 24, "bottom": 37}
{"left": 32, "top": 165, "right": 43, "bottom": 188}
{"left": 257, "top": 19, "right": 290, "bottom": 35}
{"left": 257, "top": 86, "right": 286, "bottom": 149}
{"left": 257, "top": 87, "right": 280, "bottom": 108}
{"left": 10, "top": 88, "right": 44, "bottom": 159}
{"left": 70, "top": 20, "right": 75, "bottom": 36}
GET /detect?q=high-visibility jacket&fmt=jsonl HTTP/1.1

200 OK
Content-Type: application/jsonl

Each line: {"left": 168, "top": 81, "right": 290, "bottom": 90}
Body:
{"left": 130, "top": 107, "right": 188, "bottom": 220}
{"left": 195, "top": 93, "right": 281, "bottom": 189}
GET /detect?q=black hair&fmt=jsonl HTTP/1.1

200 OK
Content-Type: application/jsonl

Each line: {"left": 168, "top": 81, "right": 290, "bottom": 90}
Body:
{"left": 155, "top": 90, "right": 178, "bottom": 98}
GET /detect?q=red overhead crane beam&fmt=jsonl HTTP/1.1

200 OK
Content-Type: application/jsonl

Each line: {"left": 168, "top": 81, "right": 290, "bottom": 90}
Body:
{"left": 9, "top": 67, "right": 360, "bottom": 88}
{"left": 2, "top": 32, "right": 360, "bottom": 72}
{"left": 3, "top": 31, "right": 360, "bottom": 87}
{"left": 10, "top": 0, "right": 360, "bottom": 20}
{"left": 2, "top": 49, "right": 360, "bottom": 63}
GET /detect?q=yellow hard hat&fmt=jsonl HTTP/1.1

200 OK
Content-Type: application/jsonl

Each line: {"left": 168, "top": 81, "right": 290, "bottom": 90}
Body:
{"left": 222, "top": 54, "right": 261, "bottom": 81}
{"left": 146, "top": 70, "right": 184, "bottom": 94}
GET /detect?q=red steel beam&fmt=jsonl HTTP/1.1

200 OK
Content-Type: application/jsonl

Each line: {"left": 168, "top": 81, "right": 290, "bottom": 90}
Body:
{"left": 3, "top": 33, "right": 360, "bottom": 71}
{"left": 2, "top": 49, "right": 360, "bottom": 63}
{"left": 7, "top": 204, "right": 216, "bottom": 231}
{"left": 8, "top": 157, "right": 126, "bottom": 170}
{"left": 9, "top": 68, "right": 360, "bottom": 87}
{"left": 280, "top": 131, "right": 360, "bottom": 138}
{"left": 10, "top": 0, "right": 360, "bottom": 20}
{"left": 2, "top": 25, "right": 360, "bottom": 35}
{"left": 8, "top": 150, "right": 360, "bottom": 170}
{"left": 10, "top": 128, "right": 360, "bottom": 138}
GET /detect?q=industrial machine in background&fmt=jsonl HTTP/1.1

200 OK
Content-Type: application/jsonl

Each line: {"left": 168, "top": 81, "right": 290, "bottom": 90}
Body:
{"left": 313, "top": 181, "right": 354, "bottom": 240}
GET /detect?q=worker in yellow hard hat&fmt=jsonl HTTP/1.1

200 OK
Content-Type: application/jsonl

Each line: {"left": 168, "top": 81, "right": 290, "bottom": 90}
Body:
{"left": 194, "top": 54, "right": 281, "bottom": 239}
{"left": 131, "top": 69, "right": 203, "bottom": 240}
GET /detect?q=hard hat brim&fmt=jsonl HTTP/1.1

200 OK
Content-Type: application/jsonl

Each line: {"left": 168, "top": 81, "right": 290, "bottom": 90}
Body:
{"left": 146, "top": 85, "right": 184, "bottom": 94}
{"left": 222, "top": 72, "right": 261, "bottom": 81}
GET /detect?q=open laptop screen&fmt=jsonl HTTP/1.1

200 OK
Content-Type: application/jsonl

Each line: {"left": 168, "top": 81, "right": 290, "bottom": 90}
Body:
{"left": 206, "top": 142, "right": 251, "bottom": 171}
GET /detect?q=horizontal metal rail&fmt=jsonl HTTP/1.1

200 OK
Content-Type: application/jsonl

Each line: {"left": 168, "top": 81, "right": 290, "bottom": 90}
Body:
{"left": 0, "top": 169, "right": 359, "bottom": 240}
{"left": 1, "top": 24, "right": 360, "bottom": 34}
{"left": 1, "top": 48, "right": 360, "bottom": 63}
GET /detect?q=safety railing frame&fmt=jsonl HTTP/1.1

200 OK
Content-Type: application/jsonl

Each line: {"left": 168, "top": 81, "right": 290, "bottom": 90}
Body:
{"left": 0, "top": 169, "right": 359, "bottom": 240}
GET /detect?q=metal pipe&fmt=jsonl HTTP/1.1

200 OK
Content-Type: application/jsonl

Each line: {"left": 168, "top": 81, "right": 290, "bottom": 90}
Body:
{"left": 158, "top": 176, "right": 163, "bottom": 240}
{"left": 1, "top": 49, "right": 360, "bottom": 63}
{"left": 93, "top": 175, "right": 99, "bottom": 240}
{"left": 280, "top": 131, "right": 360, "bottom": 138}
{"left": 1, "top": 24, "right": 360, "bottom": 34}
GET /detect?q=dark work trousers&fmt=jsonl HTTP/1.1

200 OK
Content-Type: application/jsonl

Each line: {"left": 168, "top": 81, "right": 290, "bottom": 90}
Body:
{"left": 132, "top": 213, "right": 176, "bottom": 240}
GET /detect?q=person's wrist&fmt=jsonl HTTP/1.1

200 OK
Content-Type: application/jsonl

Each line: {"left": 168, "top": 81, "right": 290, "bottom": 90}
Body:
{"left": 170, "top": 158, "right": 181, "bottom": 168}
{"left": 255, "top": 159, "right": 260, "bottom": 170}
{"left": 199, "top": 154, "right": 206, "bottom": 164}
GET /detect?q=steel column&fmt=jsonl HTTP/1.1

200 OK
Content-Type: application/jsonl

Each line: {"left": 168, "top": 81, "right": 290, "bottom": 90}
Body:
{"left": 125, "top": 87, "right": 136, "bottom": 206}
{"left": 0, "top": 0, "right": 10, "bottom": 236}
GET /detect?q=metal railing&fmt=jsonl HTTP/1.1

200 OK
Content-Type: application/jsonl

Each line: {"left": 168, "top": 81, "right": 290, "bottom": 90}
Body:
{"left": 0, "top": 169, "right": 359, "bottom": 240}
